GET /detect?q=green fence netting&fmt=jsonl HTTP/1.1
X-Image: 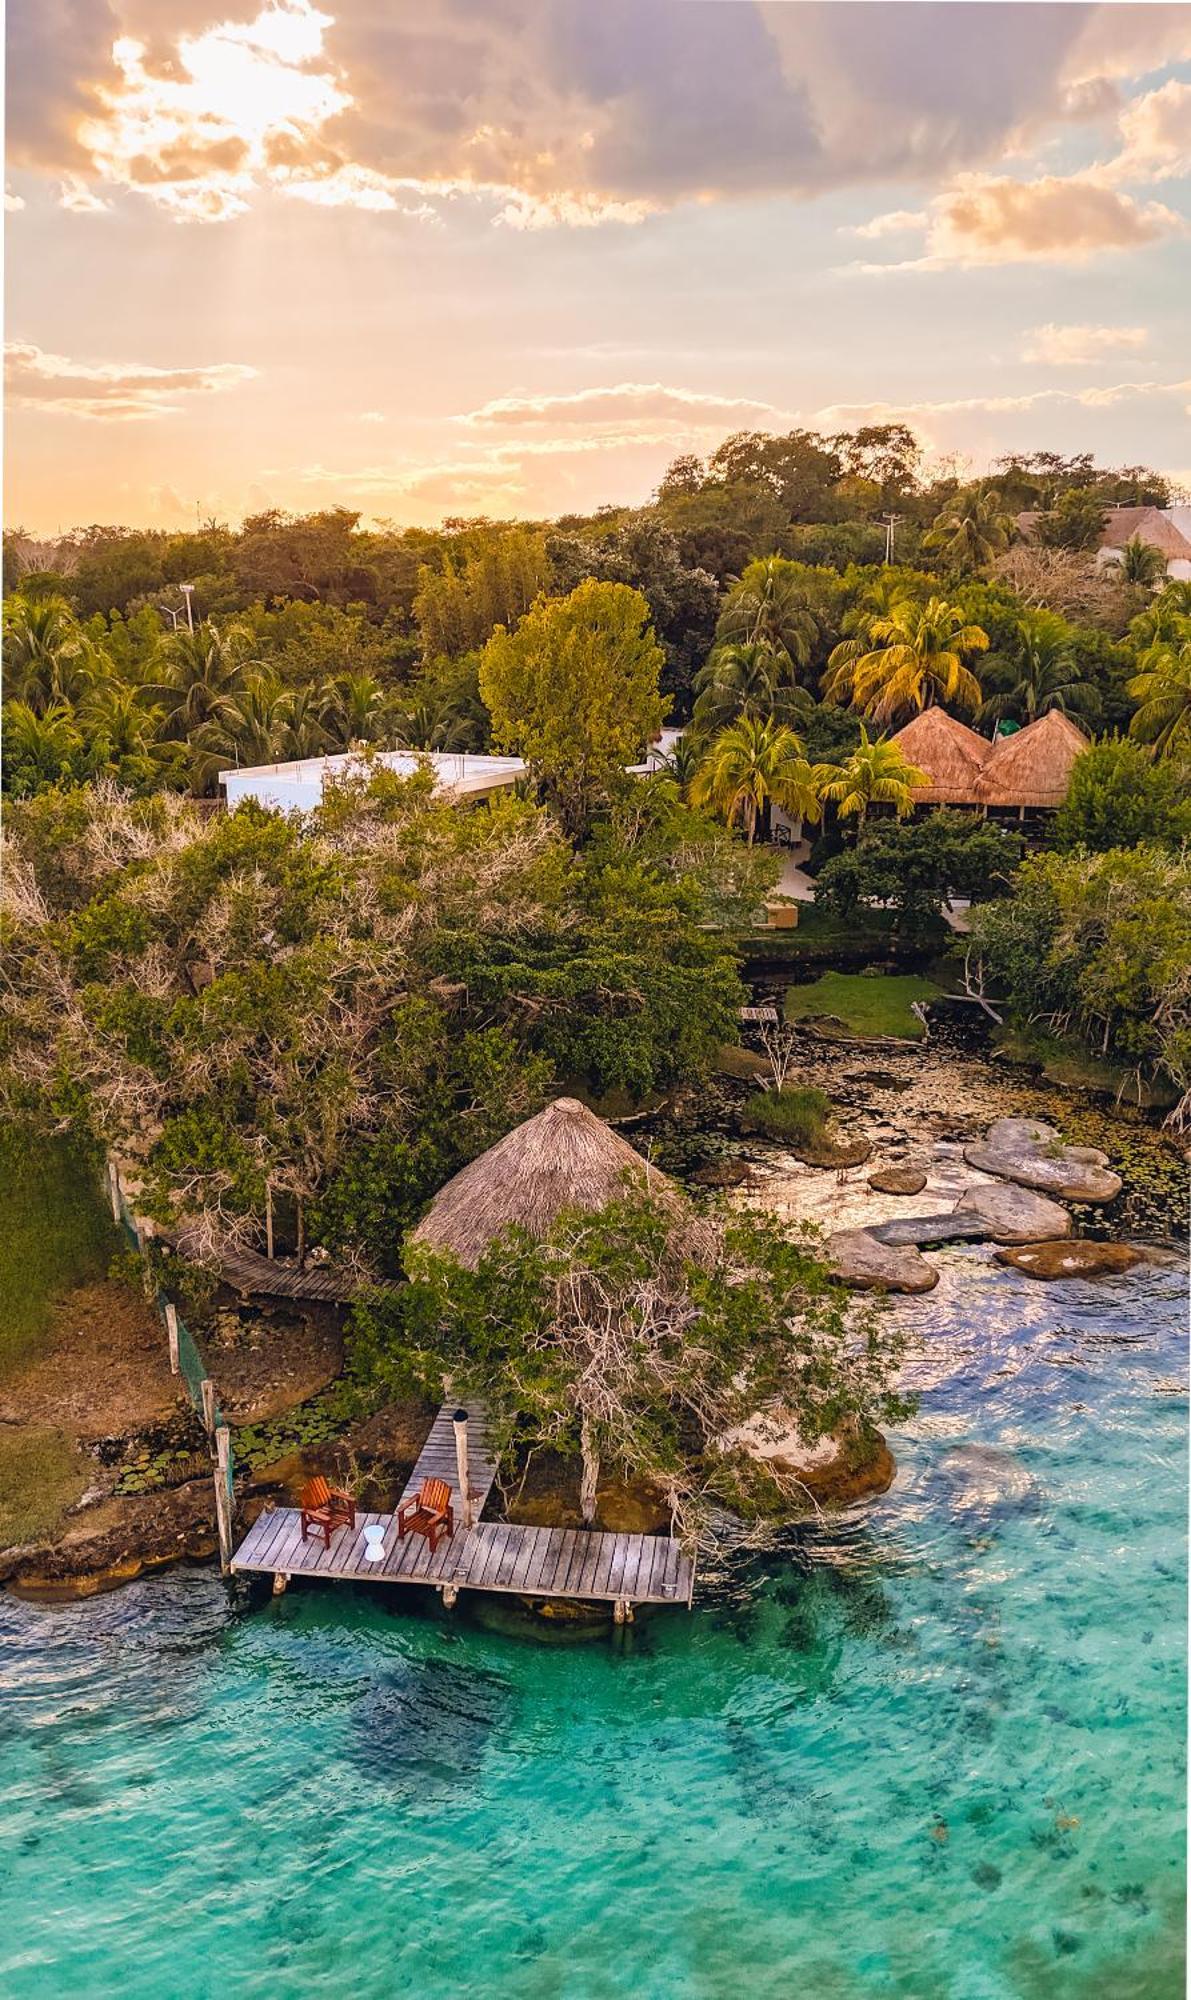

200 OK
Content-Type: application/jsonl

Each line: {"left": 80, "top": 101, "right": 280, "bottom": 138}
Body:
{"left": 111, "top": 1168, "right": 234, "bottom": 1490}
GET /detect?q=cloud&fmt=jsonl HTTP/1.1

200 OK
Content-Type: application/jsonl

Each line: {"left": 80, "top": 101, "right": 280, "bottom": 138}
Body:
{"left": 10, "top": 0, "right": 1177, "bottom": 232}
{"left": 5, "top": 340, "right": 256, "bottom": 420}
{"left": 854, "top": 171, "right": 1183, "bottom": 271}
{"left": 463, "top": 383, "right": 780, "bottom": 430}
{"left": 815, "top": 380, "right": 1191, "bottom": 428}
{"left": 1102, "top": 78, "right": 1191, "bottom": 184}
{"left": 1022, "top": 323, "right": 1149, "bottom": 366}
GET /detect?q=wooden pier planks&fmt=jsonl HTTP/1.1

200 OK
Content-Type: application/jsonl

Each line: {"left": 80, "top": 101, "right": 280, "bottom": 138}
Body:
{"left": 230, "top": 1396, "right": 695, "bottom": 1605}
{"left": 231, "top": 1509, "right": 693, "bottom": 1604}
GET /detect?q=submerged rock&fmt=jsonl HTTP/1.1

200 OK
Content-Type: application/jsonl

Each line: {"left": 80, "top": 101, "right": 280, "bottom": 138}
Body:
{"left": 951, "top": 1182, "right": 1073, "bottom": 1244}
{"left": 870, "top": 1213, "right": 987, "bottom": 1248}
{"left": 965, "top": 1116, "right": 1122, "bottom": 1204}
{"left": 995, "top": 1239, "right": 1144, "bottom": 1281}
{"left": 827, "top": 1227, "right": 938, "bottom": 1293}
{"left": 937, "top": 1443, "right": 1036, "bottom": 1511}
{"left": 867, "top": 1167, "right": 928, "bottom": 1196}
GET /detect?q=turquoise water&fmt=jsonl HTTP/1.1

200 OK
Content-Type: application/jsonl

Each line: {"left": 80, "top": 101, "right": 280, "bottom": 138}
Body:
{"left": 2, "top": 1249, "right": 1185, "bottom": 1999}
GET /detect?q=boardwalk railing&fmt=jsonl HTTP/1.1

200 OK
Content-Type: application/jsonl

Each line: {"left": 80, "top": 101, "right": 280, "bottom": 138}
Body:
{"left": 108, "top": 1159, "right": 236, "bottom": 1570}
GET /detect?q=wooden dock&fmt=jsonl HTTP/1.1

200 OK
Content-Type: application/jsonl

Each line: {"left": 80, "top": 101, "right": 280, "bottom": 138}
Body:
{"left": 230, "top": 1400, "right": 695, "bottom": 1613}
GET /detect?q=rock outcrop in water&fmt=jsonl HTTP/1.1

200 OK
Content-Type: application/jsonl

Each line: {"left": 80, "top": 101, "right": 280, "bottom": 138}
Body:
{"left": 827, "top": 1227, "right": 938, "bottom": 1292}
{"left": 951, "top": 1182, "right": 1074, "bottom": 1244}
{"left": 995, "top": 1239, "right": 1144, "bottom": 1280}
{"left": 867, "top": 1167, "right": 928, "bottom": 1196}
{"left": 964, "top": 1117, "right": 1123, "bottom": 1204}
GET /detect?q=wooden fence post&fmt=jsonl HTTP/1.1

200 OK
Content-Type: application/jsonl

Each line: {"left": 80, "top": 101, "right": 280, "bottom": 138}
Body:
{"left": 201, "top": 1376, "right": 217, "bottom": 1445}
{"left": 164, "top": 1303, "right": 180, "bottom": 1375}
{"left": 108, "top": 1159, "right": 121, "bottom": 1223}
{"left": 453, "top": 1408, "right": 472, "bottom": 1529}
{"left": 214, "top": 1425, "right": 233, "bottom": 1574}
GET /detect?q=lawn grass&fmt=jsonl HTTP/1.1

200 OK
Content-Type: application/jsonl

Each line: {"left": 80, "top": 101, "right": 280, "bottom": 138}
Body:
{"left": 784, "top": 970, "right": 943, "bottom": 1042}
{"left": 0, "top": 1128, "right": 120, "bottom": 1377}
{"left": 0, "top": 1425, "right": 92, "bottom": 1546}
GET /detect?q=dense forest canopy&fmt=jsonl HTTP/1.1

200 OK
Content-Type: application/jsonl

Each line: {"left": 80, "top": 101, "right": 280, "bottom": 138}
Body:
{"left": 4, "top": 421, "right": 1189, "bottom": 1129}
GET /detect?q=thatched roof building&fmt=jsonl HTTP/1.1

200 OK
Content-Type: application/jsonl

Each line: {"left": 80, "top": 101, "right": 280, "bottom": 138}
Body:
{"left": 975, "top": 709, "right": 1088, "bottom": 809}
{"left": 409, "top": 1097, "right": 683, "bottom": 1269}
{"left": 889, "top": 709, "right": 990, "bottom": 806}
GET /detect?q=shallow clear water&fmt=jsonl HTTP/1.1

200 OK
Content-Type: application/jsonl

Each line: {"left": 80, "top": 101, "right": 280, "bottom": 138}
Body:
{"left": 2, "top": 1250, "right": 1186, "bottom": 1999}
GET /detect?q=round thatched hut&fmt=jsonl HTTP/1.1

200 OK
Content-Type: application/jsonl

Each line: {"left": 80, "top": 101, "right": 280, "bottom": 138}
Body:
{"left": 889, "top": 708, "right": 991, "bottom": 806}
{"left": 409, "top": 1096, "right": 684, "bottom": 1269}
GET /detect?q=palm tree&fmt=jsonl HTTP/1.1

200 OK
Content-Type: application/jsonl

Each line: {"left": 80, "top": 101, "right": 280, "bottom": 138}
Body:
{"left": 4, "top": 595, "right": 89, "bottom": 709}
{"left": 715, "top": 557, "right": 819, "bottom": 678}
{"left": 923, "top": 486, "right": 1013, "bottom": 573}
{"left": 656, "top": 733, "right": 702, "bottom": 799}
{"left": 145, "top": 622, "right": 254, "bottom": 746}
{"left": 279, "top": 686, "right": 331, "bottom": 761}
{"left": 691, "top": 640, "right": 812, "bottom": 735}
{"left": 978, "top": 610, "right": 1098, "bottom": 728}
{"left": 393, "top": 693, "right": 477, "bottom": 752}
{"left": 691, "top": 715, "right": 822, "bottom": 845}
{"left": 319, "top": 671, "right": 395, "bottom": 749}
{"left": 824, "top": 596, "right": 989, "bottom": 723}
{"left": 77, "top": 680, "right": 168, "bottom": 788}
{"left": 813, "top": 726, "right": 927, "bottom": 827}
{"left": 190, "top": 669, "right": 293, "bottom": 788}
{"left": 1128, "top": 580, "right": 1191, "bottom": 654}
{"left": 0, "top": 699, "right": 82, "bottom": 793}
{"left": 1114, "top": 535, "right": 1167, "bottom": 588}
{"left": 1128, "top": 641, "right": 1191, "bottom": 757}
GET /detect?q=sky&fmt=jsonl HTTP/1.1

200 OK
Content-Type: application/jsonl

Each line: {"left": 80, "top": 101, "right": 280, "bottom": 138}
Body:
{"left": 5, "top": 0, "right": 1191, "bottom": 534}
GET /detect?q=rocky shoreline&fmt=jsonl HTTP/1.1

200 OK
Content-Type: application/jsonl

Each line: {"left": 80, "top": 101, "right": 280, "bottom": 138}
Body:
{"left": 5, "top": 1024, "right": 1184, "bottom": 1605}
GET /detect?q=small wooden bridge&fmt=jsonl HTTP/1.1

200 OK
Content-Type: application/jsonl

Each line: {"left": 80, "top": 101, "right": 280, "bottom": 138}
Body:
{"left": 231, "top": 1401, "right": 695, "bottom": 1617}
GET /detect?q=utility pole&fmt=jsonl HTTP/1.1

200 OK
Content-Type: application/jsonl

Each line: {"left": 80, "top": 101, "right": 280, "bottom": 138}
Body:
{"left": 180, "top": 582, "right": 195, "bottom": 631}
{"left": 881, "top": 512, "right": 901, "bottom": 564}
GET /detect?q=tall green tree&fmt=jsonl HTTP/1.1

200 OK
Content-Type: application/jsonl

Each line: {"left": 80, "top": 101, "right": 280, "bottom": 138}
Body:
{"left": 824, "top": 596, "right": 989, "bottom": 722}
{"left": 692, "top": 715, "right": 821, "bottom": 844}
{"left": 978, "top": 609, "right": 1098, "bottom": 727}
{"left": 924, "top": 486, "right": 1014, "bottom": 574}
{"left": 1128, "top": 640, "right": 1191, "bottom": 758}
{"left": 480, "top": 579, "right": 667, "bottom": 837}
{"left": 813, "top": 726, "right": 927, "bottom": 827}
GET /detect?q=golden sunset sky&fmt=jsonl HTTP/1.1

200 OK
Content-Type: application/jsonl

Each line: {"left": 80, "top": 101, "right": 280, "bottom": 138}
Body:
{"left": 6, "top": 0, "right": 1191, "bottom": 532}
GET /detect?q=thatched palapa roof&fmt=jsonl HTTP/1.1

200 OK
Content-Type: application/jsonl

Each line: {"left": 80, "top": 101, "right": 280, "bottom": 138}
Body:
{"left": 889, "top": 709, "right": 990, "bottom": 806}
{"left": 409, "top": 1097, "right": 684, "bottom": 1269}
{"left": 975, "top": 709, "right": 1088, "bottom": 809}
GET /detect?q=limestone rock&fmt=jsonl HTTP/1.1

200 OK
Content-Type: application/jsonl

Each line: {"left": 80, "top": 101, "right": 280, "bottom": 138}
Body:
{"left": 827, "top": 1227, "right": 938, "bottom": 1293}
{"left": 870, "top": 1212, "right": 987, "bottom": 1248}
{"left": 867, "top": 1167, "right": 928, "bottom": 1196}
{"left": 995, "top": 1239, "right": 1144, "bottom": 1281}
{"left": 952, "top": 1182, "right": 1073, "bottom": 1244}
{"left": 965, "top": 1116, "right": 1122, "bottom": 1204}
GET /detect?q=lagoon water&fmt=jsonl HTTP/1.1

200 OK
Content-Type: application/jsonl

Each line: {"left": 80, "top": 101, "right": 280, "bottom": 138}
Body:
{"left": 2, "top": 1248, "right": 1185, "bottom": 1999}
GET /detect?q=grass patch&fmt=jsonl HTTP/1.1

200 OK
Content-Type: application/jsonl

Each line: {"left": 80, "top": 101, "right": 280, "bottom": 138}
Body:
{"left": 784, "top": 971, "right": 942, "bottom": 1042}
{"left": 0, "top": 1129, "right": 120, "bottom": 1377}
{"left": 0, "top": 1426, "right": 92, "bottom": 1546}
{"left": 741, "top": 1085, "right": 832, "bottom": 1145}
{"left": 992, "top": 1025, "right": 1178, "bottom": 1109}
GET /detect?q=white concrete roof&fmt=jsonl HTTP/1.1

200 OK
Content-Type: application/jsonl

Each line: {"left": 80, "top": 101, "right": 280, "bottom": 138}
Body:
{"left": 220, "top": 749, "right": 525, "bottom": 815}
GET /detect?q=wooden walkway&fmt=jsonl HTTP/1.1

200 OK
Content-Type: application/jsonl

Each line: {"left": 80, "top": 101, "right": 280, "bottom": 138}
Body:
{"left": 230, "top": 1400, "right": 694, "bottom": 1611}
{"left": 172, "top": 1230, "right": 361, "bottom": 1302}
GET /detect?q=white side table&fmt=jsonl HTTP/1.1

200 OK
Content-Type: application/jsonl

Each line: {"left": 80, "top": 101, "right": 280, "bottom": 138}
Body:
{"left": 362, "top": 1523, "right": 387, "bottom": 1563}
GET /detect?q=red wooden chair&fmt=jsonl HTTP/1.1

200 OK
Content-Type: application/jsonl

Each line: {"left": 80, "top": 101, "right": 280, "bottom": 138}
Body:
{"left": 299, "top": 1475, "right": 356, "bottom": 1549}
{"left": 396, "top": 1477, "right": 454, "bottom": 1554}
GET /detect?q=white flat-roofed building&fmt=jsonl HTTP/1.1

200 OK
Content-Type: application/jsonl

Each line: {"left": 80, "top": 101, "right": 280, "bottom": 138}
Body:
{"left": 220, "top": 749, "right": 527, "bottom": 815}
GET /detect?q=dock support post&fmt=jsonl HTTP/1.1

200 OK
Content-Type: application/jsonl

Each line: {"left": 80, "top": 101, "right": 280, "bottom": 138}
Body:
{"left": 201, "top": 1376, "right": 217, "bottom": 1446}
{"left": 164, "top": 1303, "right": 180, "bottom": 1375}
{"left": 442, "top": 1584, "right": 459, "bottom": 1609}
{"left": 453, "top": 1409, "right": 472, "bottom": 1529}
{"left": 213, "top": 1424, "right": 233, "bottom": 1574}
{"left": 272, "top": 1572, "right": 289, "bottom": 1596}
{"left": 265, "top": 1183, "right": 274, "bottom": 1260}
{"left": 614, "top": 1598, "right": 633, "bottom": 1626}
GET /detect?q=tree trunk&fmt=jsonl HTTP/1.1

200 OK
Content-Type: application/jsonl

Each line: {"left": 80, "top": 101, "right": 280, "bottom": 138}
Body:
{"left": 579, "top": 1415, "right": 599, "bottom": 1527}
